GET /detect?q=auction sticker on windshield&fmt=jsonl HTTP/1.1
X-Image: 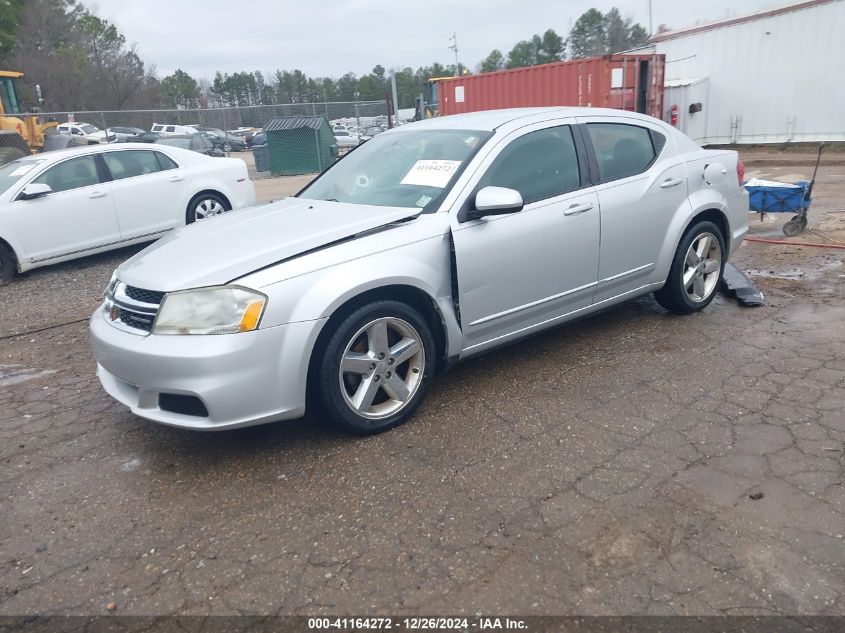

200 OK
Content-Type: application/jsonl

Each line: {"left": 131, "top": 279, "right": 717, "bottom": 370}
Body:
{"left": 9, "top": 164, "right": 37, "bottom": 177}
{"left": 400, "top": 160, "right": 461, "bottom": 188}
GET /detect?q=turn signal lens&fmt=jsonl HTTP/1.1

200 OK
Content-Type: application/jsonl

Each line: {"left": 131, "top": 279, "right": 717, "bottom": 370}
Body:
{"left": 239, "top": 300, "right": 265, "bottom": 332}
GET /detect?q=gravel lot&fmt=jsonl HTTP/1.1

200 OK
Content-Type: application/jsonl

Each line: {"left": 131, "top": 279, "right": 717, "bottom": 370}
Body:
{"left": 1, "top": 148, "right": 843, "bottom": 616}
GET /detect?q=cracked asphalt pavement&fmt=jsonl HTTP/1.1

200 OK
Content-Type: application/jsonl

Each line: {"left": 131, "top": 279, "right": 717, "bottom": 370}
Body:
{"left": 1, "top": 150, "right": 843, "bottom": 616}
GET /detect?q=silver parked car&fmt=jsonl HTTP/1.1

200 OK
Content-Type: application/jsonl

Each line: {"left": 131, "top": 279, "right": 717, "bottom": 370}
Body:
{"left": 90, "top": 108, "right": 748, "bottom": 433}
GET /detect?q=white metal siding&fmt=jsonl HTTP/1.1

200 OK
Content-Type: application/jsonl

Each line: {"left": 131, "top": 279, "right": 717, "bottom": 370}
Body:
{"left": 655, "top": 0, "right": 843, "bottom": 145}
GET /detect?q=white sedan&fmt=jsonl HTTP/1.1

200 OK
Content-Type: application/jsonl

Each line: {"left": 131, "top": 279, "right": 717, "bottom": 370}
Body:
{"left": 333, "top": 130, "right": 360, "bottom": 149}
{"left": 0, "top": 143, "right": 255, "bottom": 284}
{"left": 56, "top": 122, "right": 115, "bottom": 144}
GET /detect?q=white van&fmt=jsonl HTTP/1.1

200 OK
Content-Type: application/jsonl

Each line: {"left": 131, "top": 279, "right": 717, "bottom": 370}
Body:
{"left": 151, "top": 123, "right": 198, "bottom": 137}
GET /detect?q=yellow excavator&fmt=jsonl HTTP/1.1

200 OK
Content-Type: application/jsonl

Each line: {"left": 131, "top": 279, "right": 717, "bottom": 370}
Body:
{"left": 0, "top": 70, "right": 58, "bottom": 165}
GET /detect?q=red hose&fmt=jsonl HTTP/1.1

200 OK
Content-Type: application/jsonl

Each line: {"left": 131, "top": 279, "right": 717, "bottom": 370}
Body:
{"left": 744, "top": 236, "right": 845, "bottom": 250}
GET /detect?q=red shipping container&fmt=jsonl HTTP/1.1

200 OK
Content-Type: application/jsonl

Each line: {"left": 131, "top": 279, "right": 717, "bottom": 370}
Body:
{"left": 434, "top": 54, "right": 665, "bottom": 119}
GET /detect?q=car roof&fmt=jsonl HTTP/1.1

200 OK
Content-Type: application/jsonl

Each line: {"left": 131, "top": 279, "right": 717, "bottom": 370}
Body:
{"left": 400, "top": 107, "right": 668, "bottom": 132}
{"left": 14, "top": 142, "right": 198, "bottom": 163}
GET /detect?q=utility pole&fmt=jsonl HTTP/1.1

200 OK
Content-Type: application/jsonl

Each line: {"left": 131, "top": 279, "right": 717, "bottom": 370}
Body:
{"left": 390, "top": 70, "right": 400, "bottom": 126}
{"left": 354, "top": 91, "right": 360, "bottom": 131}
{"left": 648, "top": 0, "right": 653, "bottom": 36}
{"left": 448, "top": 32, "right": 459, "bottom": 76}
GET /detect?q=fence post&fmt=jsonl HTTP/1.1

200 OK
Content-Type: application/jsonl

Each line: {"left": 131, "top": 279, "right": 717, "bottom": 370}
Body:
{"left": 315, "top": 126, "right": 322, "bottom": 172}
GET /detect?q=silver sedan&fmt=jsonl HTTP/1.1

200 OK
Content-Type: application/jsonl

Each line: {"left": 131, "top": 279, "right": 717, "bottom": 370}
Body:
{"left": 90, "top": 107, "right": 749, "bottom": 433}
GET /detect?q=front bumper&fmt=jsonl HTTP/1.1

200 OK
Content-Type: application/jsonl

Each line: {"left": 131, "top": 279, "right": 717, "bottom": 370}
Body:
{"left": 90, "top": 309, "right": 326, "bottom": 430}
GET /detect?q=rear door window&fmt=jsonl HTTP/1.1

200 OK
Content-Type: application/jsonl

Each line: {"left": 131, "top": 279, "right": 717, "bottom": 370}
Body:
{"left": 102, "top": 150, "right": 162, "bottom": 180}
{"left": 585, "top": 123, "right": 660, "bottom": 182}
{"left": 31, "top": 156, "right": 101, "bottom": 193}
{"left": 479, "top": 126, "right": 582, "bottom": 204}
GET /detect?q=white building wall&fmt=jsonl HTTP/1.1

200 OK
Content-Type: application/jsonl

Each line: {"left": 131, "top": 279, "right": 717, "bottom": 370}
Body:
{"left": 652, "top": 0, "right": 843, "bottom": 144}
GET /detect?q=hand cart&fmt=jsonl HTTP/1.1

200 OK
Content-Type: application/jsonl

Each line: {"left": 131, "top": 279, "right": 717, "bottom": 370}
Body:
{"left": 744, "top": 143, "right": 824, "bottom": 237}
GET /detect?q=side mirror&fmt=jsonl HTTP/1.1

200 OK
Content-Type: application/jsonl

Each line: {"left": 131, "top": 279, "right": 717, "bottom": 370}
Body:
{"left": 703, "top": 162, "right": 727, "bottom": 185}
{"left": 460, "top": 186, "right": 524, "bottom": 222}
{"left": 19, "top": 183, "right": 53, "bottom": 200}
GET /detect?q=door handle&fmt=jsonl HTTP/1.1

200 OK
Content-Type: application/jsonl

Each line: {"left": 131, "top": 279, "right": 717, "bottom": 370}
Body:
{"left": 564, "top": 202, "right": 594, "bottom": 216}
{"left": 88, "top": 191, "right": 108, "bottom": 199}
{"left": 168, "top": 175, "right": 185, "bottom": 182}
{"left": 660, "top": 177, "right": 684, "bottom": 189}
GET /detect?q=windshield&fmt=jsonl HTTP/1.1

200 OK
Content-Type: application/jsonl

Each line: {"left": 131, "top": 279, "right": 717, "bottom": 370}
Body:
{"left": 79, "top": 124, "right": 98, "bottom": 134}
{"left": 0, "top": 159, "right": 45, "bottom": 197}
{"left": 298, "top": 128, "right": 489, "bottom": 210}
{"left": 157, "top": 138, "right": 191, "bottom": 149}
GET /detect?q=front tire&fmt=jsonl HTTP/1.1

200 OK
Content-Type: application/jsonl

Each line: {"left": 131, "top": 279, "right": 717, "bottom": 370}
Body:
{"left": 186, "top": 192, "right": 230, "bottom": 224}
{"left": 222, "top": 142, "right": 232, "bottom": 153}
{"left": 0, "top": 241, "right": 17, "bottom": 286}
{"left": 316, "top": 300, "right": 436, "bottom": 434}
{"left": 654, "top": 220, "right": 725, "bottom": 313}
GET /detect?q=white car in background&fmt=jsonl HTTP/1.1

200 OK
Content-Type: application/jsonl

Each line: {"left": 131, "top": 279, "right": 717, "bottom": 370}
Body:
{"left": 333, "top": 129, "right": 360, "bottom": 148}
{"left": 150, "top": 123, "right": 199, "bottom": 137}
{"left": 56, "top": 122, "right": 115, "bottom": 144}
{"left": 0, "top": 143, "right": 255, "bottom": 284}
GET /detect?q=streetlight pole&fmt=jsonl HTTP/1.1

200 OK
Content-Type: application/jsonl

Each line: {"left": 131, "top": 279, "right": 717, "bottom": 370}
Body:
{"left": 354, "top": 91, "right": 360, "bottom": 131}
{"left": 648, "top": 0, "right": 653, "bottom": 36}
{"left": 390, "top": 69, "right": 400, "bottom": 126}
{"left": 448, "top": 32, "right": 459, "bottom": 76}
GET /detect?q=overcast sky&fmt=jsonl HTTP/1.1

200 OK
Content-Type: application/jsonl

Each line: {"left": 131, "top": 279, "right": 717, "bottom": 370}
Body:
{"left": 83, "top": 0, "right": 784, "bottom": 80}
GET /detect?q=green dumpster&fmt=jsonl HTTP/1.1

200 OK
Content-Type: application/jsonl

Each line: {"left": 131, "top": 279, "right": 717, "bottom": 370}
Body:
{"left": 264, "top": 115, "right": 336, "bottom": 176}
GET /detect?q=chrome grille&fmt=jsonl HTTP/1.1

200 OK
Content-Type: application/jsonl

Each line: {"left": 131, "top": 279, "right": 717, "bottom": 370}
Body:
{"left": 124, "top": 285, "right": 165, "bottom": 305}
{"left": 115, "top": 307, "right": 156, "bottom": 332}
{"left": 105, "top": 281, "right": 163, "bottom": 335}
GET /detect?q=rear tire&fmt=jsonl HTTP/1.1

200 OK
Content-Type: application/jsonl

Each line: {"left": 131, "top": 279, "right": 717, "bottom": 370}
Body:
{"left": 0, "top": 146, "right": 27, "bottom": 167}
{"left": 186, "top": 192, "right": 230, "bottom": 224}
{"left": 315, "top": 300, "right": 436, "bottom": 435}
{"left": 0, "top": 241, "right": 17, "bottom": 286}
{"left": 654, "top": 220, "right": 725, "bottom": 313}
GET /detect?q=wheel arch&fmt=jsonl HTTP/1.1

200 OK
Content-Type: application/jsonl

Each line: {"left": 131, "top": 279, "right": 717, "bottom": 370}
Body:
{"left": 0, "top": 235, "right": 20, "bottom": 272}
{"left": 188, "top": 188, "right": 232, "bottom": 209}
{"left": 307, "top": 284, "right": 451, "bottom": 385}
{"left": 654, "top": 198, "right": 731, "bottom": 284}
{"left": 685, "top": 207, "right": 730, "bottom": 245}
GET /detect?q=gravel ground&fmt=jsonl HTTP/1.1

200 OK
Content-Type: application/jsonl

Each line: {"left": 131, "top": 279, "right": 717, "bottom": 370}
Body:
{"left": 0, "top": 149, "right": 843, "bottom": 616}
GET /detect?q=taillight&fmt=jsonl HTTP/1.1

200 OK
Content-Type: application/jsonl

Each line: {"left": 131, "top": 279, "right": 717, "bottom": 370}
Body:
{"left": 736, "top": 158, "right": 745, "bottom": 185}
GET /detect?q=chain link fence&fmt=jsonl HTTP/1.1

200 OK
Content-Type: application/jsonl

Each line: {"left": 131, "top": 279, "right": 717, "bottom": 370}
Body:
{"left": 37, "top": 101, "right": 389, "bottom": 175}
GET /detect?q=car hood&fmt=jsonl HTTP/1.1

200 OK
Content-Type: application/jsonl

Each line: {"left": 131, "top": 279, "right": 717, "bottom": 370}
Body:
{"left": 117, "top": 198, "right": 423, "bottom": 292}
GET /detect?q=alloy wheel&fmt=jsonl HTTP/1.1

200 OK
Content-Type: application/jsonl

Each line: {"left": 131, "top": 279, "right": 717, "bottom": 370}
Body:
{"left": 338, "top": 317, "right": 425, "bottom": 420}
{"left": 683, "top": 232, "right": 722, "bottom": 302}
{"left": 194, "top": 198, "right": 226, "bottom": 221}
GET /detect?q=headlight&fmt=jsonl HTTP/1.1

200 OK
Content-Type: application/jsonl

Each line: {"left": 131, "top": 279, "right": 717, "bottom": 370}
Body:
{"left": 153, "top": 286, "right": 267, "bottom": 335}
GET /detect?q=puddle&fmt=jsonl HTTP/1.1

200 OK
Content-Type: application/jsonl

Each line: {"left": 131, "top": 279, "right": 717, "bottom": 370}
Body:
{"left": 121, "top": 458, "right": 142, "bottom": 472}
{"left": 0, "top": 364, "right": 57, "bottom": 387}
{"left": 745, "top": 260, "right": 842, "bottom": 281}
